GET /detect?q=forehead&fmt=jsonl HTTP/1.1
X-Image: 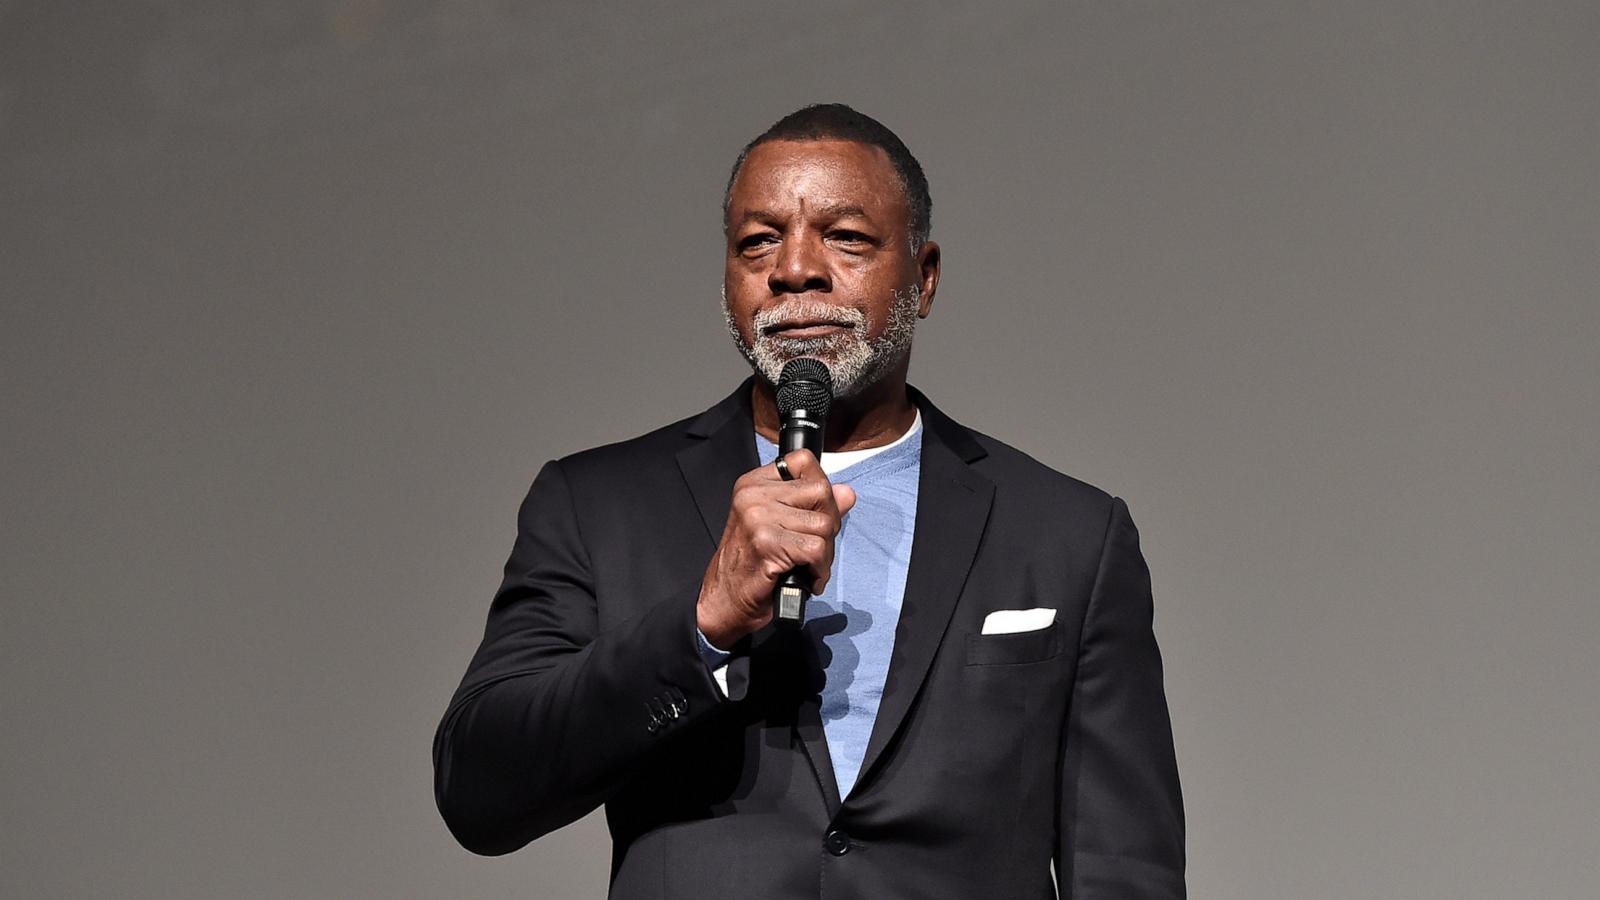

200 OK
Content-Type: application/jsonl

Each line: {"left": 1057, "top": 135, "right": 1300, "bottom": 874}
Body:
{"left": 728, "top": 139, "right": 907, "bottom": 222}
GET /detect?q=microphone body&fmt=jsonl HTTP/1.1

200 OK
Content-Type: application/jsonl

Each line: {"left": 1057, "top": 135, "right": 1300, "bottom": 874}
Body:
{"left": 772, "top": 359, "right": 834, "bottom": 626}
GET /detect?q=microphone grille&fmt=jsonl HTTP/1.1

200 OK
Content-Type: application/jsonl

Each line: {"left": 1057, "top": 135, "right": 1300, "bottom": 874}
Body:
{"left": 775, "top": 358, "right": 833, "bottom": 419}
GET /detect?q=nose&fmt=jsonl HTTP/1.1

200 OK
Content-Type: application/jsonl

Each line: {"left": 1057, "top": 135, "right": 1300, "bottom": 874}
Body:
{"left": 768, "top": 232, "right": 831, "bottom": 295}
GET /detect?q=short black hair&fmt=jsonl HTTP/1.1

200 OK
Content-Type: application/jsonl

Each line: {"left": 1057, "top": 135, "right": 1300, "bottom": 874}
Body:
{"left": 723, "top": 103, "right": 932, "bottom": 253}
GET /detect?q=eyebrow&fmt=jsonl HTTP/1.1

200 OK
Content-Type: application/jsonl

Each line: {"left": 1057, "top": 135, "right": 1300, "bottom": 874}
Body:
{"left": 734, "top": 203, "right": 874, "bottom": 227}
{"left": 812, "top": 203, "right": 870, "bottom": 220}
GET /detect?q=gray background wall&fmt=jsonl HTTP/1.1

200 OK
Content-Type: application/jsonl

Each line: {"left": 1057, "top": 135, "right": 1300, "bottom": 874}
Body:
{"left": 2, "top": 2, "right": 1595, "bottom": 897}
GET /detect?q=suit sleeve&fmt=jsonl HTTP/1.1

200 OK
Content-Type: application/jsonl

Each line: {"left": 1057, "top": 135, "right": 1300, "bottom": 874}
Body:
{"left": 1057, "top": 496, "right": 1186, "bottom": 898}
{"left": 432, "top": 459, "right": 730, "bottom": 856}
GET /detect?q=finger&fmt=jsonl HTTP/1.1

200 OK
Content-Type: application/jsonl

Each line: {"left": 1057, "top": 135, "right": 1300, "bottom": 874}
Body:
{"left": 757, "top": 530, "right": 828, "bottom": 579}
{"left": 809, "top": 546, "right": 833, "bottom": 595}
{"left": 765, "top": 506, "right": 838, "bottom": 538}
{"left": 780, "top": 449, "right": 829, "bottom": 484}
{"left": 832, "top": 483, "right": 856, "bottom": 516}
{"left": 754, "top": 450, "right": 808, "bottom": 484}
{"left": 757, "top": 449, "right": 812, "bottom": 484}
{"left": 766, "top": 475, "right": 832, "bottom": 512}
{"left": 810, "top": 519, "right": 837, "bottom": 594}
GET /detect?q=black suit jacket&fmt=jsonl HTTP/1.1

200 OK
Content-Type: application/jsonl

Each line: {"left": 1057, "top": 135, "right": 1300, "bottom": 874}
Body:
{"left": 434, "top": 380, "right": 1184, "bottom": 898}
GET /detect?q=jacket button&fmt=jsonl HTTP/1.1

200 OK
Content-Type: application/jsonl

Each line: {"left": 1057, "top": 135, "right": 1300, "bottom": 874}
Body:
{"left": 823, "top": 830, "right": 850, "bottom": 856}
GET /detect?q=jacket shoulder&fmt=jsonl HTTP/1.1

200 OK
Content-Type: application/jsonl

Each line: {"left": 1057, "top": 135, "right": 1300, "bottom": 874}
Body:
{"left": 551, "top": 381, "right": 749, "bottom": 484}
{"left": 551, "top": 413, "right": 698, "bottom": 483}
{"left": 966, "top": 427, "right": 1118, "bottom": 520}
{"left": 911, "top": 384, "right": 1119, "bottom": 523}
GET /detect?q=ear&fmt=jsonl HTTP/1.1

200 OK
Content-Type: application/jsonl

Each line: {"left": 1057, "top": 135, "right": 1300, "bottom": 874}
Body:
{"left": 915, "top": 240, "right": 940, "bottom": 318}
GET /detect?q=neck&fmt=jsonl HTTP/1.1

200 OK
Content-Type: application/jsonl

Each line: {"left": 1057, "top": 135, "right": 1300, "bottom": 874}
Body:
{"left": 750, "top": 361, "right": 917, "bottom": 452}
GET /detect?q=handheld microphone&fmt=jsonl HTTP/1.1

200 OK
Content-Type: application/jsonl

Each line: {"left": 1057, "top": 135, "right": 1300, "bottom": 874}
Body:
{"left": 773, "top": 358, "right": 833, "bottom": 626}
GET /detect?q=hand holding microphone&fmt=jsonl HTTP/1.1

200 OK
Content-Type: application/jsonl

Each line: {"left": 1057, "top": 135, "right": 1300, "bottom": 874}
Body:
{"left": 695, "top": 360, "right": 855, "bottom": 649}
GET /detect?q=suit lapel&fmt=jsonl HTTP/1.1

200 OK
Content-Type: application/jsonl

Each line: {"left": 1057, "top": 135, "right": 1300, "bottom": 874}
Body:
{"left": 795, "top": 697, "right": 843, "bottom": 815}
{"left": 851, "top": 388, "right": 994, "bottom": 795}
{"left": 676, "top": 379, "right": 759, "bottom": 549}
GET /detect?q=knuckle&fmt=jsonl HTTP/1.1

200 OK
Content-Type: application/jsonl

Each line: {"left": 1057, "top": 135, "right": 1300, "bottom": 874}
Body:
{"left": 750, "top": 525, "right": 777, "bottom": 550}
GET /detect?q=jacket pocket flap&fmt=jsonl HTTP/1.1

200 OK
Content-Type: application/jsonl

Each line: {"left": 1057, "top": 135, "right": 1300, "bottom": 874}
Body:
{"left": 965, "top": 625, "right": 1062, "bottom": 666}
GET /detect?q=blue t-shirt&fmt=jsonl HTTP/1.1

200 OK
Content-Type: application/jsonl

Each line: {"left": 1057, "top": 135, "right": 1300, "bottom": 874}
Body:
{"left": 752, "top": 414, "right": 923, "bottom": 797}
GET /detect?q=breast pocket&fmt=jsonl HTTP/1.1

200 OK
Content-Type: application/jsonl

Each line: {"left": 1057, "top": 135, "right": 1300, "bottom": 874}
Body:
{"left": 964, "top": 621, "right": 1063, "bottom": 666}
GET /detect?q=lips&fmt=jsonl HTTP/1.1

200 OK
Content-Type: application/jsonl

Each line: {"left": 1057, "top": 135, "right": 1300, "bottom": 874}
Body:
{"left": 766, "top": 321, "right": 850, "bottom": 339}
{"left": 762, "top": 312, "right": 858, "bottom": 334}
{"left": 753, "top": 301, "right": 864, "bottom": 344}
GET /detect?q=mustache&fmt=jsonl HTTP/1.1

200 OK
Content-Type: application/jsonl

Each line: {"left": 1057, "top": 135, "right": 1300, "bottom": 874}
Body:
{"left": 753, "top": 301, "right": 865, "bottom": 336}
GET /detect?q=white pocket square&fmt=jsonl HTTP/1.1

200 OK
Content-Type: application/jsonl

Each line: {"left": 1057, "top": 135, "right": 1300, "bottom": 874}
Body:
{"left": 981, "top": 607, "right": 1056, "bottom": 635}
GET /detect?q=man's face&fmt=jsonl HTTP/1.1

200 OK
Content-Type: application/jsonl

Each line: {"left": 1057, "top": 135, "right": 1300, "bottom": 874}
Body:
{"left": 721, "top": 139, "right": 931, "bottom": 399}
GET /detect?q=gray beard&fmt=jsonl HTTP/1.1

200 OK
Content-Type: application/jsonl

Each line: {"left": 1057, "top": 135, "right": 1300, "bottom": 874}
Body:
{"left": 721, "top": 285, "right": 920, "bottom": 399}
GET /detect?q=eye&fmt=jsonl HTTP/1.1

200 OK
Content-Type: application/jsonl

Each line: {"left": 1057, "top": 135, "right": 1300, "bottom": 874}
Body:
{"left": 737, "top": 232, "right": 778, "bottom": 256}
{"left": 828, "top": 230, "right": 874, "bottom": 250}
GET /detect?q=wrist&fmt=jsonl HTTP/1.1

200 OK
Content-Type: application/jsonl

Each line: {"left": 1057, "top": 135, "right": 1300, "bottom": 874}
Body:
{"left": 695, "top": 595, "right": 740, "bottom": 651}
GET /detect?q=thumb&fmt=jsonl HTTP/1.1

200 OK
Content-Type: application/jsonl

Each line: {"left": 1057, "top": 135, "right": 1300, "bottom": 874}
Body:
{"left": 833, "top": 483, "right": 857, "bottom": 515}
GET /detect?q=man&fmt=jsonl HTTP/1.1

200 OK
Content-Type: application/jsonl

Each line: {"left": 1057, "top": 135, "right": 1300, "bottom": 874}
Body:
{"left": 434, "top": 104, "right": 1185, "bottom": 898}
